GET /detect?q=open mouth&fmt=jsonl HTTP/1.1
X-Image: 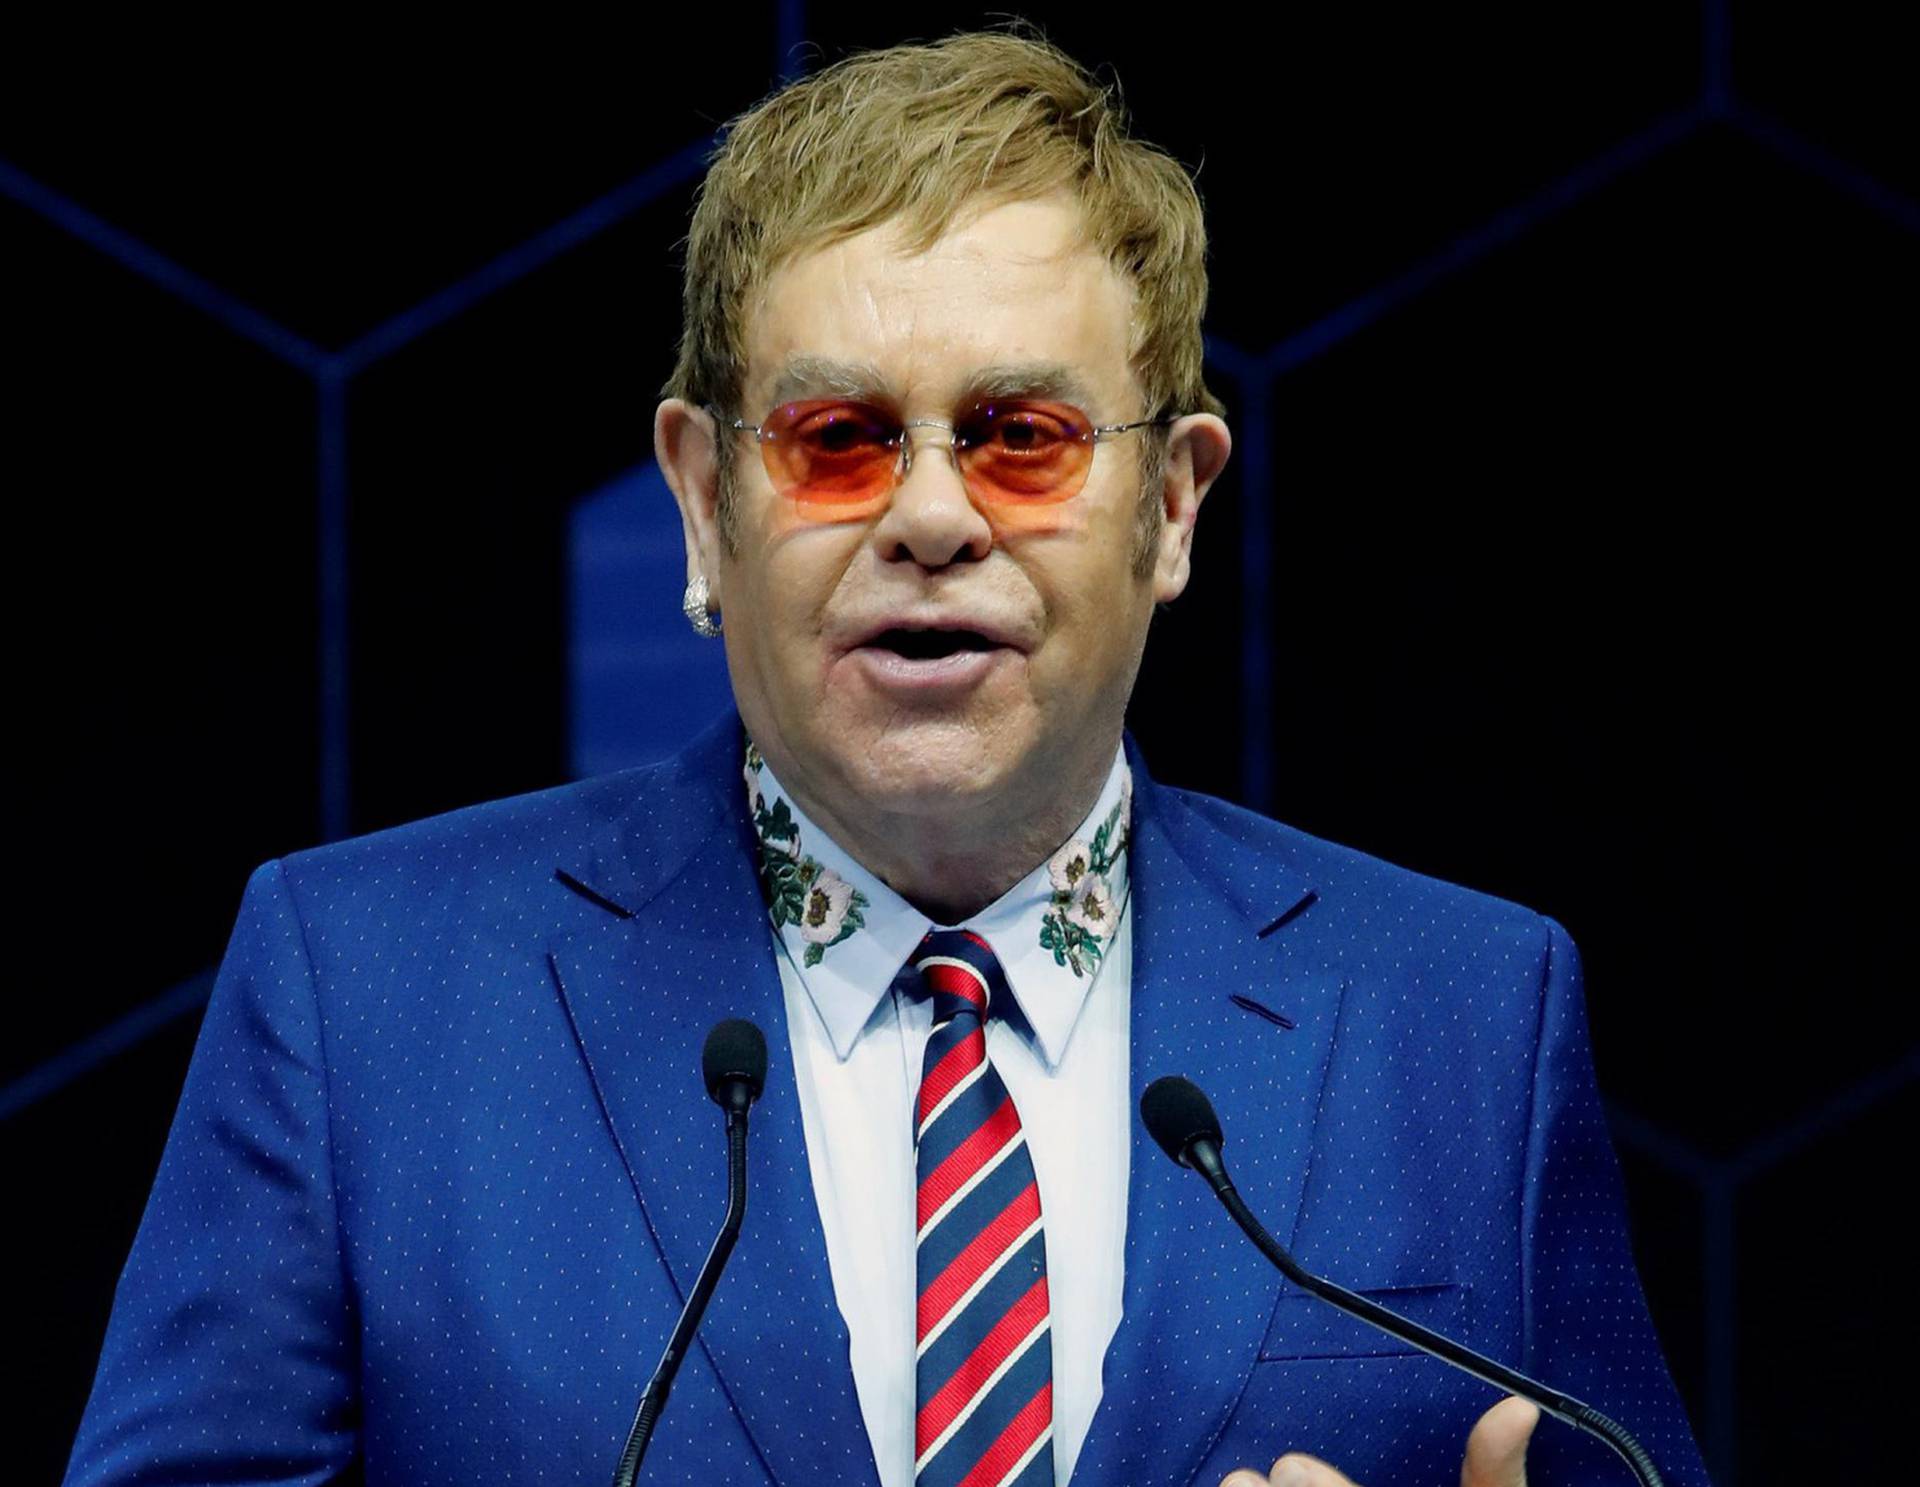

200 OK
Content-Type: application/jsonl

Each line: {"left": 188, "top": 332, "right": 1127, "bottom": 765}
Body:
{"left": 866, "top": 628, "right": 1003, "bottom": 660}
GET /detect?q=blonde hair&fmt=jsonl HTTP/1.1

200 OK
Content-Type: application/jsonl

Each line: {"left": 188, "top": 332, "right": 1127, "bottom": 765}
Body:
{"left": 667, "top": 29, "right": 1224, "bottom": 562}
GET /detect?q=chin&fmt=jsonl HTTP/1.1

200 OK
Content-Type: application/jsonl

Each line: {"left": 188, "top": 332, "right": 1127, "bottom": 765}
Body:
{"left": 830, "top": 716, "right": 1034, "bottom": 808}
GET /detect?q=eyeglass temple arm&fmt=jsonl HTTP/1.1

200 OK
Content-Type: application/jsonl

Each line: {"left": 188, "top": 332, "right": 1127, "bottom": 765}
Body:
{"left": 1090, "top": 414, "right": 1182, "bottom": 439}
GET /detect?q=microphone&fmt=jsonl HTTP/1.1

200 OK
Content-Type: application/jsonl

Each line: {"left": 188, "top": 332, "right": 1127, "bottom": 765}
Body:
{"left": 704, "top": 1017, "right": 769, "bottom": 1114}
{"left": 609, "top": 1020, "right": 769, "bottom": 1487}
{"left": 1139, "top": 1075, "right": 1667, "bottom": 1487}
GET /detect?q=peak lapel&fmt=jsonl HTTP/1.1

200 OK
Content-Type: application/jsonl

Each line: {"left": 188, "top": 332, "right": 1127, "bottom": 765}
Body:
{"left": 1074, "top": 766, "right": 1344, "bottom": 1486}
{"left": 548, "top": 728, "right": 876, "bottom": 1487}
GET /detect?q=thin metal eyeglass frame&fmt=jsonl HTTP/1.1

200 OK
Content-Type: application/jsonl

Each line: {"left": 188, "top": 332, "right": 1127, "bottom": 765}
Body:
{"left": 707, "top": 401, "right": 1177, "bottom": 500}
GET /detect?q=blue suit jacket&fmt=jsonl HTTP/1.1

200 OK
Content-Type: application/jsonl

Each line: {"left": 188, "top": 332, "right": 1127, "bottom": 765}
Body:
{"left": 68, "top": 712, "right": 1708, "bottom": 1485}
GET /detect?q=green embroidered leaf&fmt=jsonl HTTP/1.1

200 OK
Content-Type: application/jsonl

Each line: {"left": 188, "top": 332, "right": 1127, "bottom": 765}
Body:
{"left": 1039, "top": 914, "right": 1104, "bottom": 979}
{"left": 803, "top": 943, "right": 824, "bottom": 968}
{"left": 761, "top": 798, "right": 799, "bottom": 844}
{"left": 1039, "top": 913, "right": 1071, "bottom": 967}
{"left": 1089, "top": 793, "right": 1128, "bottom": 874}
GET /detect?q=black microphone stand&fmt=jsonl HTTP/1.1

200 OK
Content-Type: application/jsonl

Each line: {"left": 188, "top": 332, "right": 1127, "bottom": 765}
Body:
{"left": 609, "top": 1026, "right": 761, "bottom": 1487}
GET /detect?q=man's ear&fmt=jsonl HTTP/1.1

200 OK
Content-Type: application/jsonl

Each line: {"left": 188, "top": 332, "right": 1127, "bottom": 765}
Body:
{"left": 655, "top": 398, "right": 726, "bottom": 600}
{"left": 1150, "top": 413, "right": 1232, "bottom": 603}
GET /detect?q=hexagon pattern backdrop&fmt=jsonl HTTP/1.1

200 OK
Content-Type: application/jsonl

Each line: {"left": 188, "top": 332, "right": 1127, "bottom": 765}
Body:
{"left": 3, "top": 4, "right": 1914, "bottom": 1482}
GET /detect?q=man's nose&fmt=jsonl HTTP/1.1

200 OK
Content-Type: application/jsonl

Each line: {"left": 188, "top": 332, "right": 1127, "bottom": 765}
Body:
{"left": 871, "top": 424, "right": 994, "bottom": 567}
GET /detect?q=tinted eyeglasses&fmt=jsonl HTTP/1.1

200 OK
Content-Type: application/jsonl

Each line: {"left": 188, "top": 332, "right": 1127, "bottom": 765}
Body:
{"left": 715, "top": 398, "right": 1173, "bottom": 517}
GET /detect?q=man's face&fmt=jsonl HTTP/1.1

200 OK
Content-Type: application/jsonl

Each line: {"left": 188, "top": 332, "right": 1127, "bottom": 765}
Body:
{"left": 695, "top": 196, "right": 1199, "bottom": 830}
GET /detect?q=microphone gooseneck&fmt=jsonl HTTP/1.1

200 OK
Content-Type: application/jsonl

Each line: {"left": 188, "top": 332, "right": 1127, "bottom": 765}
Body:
{"left": 610, "top": 1021, "right": 769, "bottom": 1487}
{"left": 1138, "top": 1075, "right": 1667, "bottom": 1487}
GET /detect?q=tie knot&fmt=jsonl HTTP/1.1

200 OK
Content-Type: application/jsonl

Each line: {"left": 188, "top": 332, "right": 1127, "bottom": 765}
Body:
{"left": 911, "top": 928, "right": 1007, "bottom": 1020}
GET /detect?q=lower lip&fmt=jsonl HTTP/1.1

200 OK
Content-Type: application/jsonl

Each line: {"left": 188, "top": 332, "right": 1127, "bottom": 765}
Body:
{"left": 848, "top": 645, "right": 1014, "bottom": 693}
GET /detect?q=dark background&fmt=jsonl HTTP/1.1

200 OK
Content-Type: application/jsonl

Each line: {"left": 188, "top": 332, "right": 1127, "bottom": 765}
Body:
{"left": 4, "top": 3, "right": 1914, "bottom": 1481}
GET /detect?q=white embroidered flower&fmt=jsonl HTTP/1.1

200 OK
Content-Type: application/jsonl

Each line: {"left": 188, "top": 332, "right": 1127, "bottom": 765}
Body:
{"left": 1048, "top": 838, "right": 1093, "bottom": 893}
{"left": 799, "top": 870, "right": 856, "bottom": 943}
{"left": 1118, "top": 773, "right": 1133, "bottom": 845}
{"left": 1065, "top": 871, "right": 1116, "bottom": 934}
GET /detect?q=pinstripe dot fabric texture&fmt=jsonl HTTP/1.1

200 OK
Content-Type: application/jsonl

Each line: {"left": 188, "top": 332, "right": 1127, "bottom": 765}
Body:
{"left": 64, "top": 710, "right": 1710, "bottom": 1486}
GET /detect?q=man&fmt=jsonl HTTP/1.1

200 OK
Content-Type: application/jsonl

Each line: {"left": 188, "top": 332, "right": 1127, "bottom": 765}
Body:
{"left": 67, "top": 32, "right": 1708, "bottom": 1487}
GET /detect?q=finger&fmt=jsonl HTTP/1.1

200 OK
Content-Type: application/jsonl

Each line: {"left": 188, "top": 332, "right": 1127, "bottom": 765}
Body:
{"left": 1219, "top": 1452, "right": 1359, "bottom": 1487}
{"left": 1270, "top": 1453, "right": 1359, "bottom": 1486}
{"left": 1461, "top": 1395, "right": 1540, "bottom": 1487}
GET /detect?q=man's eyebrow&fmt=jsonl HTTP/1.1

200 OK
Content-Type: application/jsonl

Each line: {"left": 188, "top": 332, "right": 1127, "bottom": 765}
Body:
{"left": 766, "top": 357, "right": 891, "bottom": 405}
{"left": 959, "top": 363, "right": 1099, "bottom": 409}
{"left": 761, "top": 358, "right": 1102, "bottom": 411}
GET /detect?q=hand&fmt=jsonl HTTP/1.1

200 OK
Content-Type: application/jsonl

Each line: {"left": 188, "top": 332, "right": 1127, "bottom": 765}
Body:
{"left": 1218, "top": 1395, "right": 1539, "bottom": 1487}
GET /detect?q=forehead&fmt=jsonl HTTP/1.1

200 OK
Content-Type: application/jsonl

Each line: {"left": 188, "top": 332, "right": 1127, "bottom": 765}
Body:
{"left": 741, "top": 196, "right": 1138, "bottom": 410}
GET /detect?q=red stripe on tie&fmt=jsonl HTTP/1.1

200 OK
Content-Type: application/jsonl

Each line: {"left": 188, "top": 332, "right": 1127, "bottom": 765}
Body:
{"left": 923, "top": 959, "right": 988, "bottom": 1011}
{"left": 917, "top": 1096, "right": 1019, "bottom": 1231}
{"left": 951, "top": 1380, "right": 1052, "bottom": 1487}
{"left": 914, "top": 1275, "right": 1051, "bottom": 1457}
{"left": 918, "top": 1028, "right": 986, "bottom": 1128}
{"left": 918, "top": 1181, "right": 1042, "bottom": 1343}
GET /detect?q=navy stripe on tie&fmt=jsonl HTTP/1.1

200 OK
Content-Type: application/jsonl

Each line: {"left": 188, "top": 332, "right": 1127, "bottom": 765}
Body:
{"left": 916, "top": 1070, "right": 1010, "bottom": 1176}
{"left": 1002, "top": 1442, "right": 1054, "bottom": 1487}
{"left": 916, "top": 1144, "right": 1033, "bottom": 1278}
{"left": 917, "top": 1227, "right": 1047, "bottom": 1391}
{"left": 918, "top": 933, "right": 1012, "bottom": 1002}
{"left": 912, "top": 928, "right": 1052, "bottom": 1487}
{"left": 916, "top": 1327, "right": 1052, "bottom": 1487}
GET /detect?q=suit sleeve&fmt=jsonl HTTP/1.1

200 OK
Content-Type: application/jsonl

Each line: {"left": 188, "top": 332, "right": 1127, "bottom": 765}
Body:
{"left": 65, "top": 860, "right": 359, "bottom": 1486}
{"left": 1518, "top": 916, "right": 1711, "bottom": 1486}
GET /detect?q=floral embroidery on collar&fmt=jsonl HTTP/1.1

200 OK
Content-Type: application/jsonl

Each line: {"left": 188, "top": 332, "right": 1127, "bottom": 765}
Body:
{"left": 745, "top": 740, "right": 871, "bottom": 966}
{"left": 1038, "top": 771, "right": 1131, "bottom": 977}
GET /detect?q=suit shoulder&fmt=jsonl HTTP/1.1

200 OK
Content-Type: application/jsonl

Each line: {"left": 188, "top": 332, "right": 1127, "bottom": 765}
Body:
{"left": 1152, "top": 780, "right": 1558, "bottom": 952}
{"left": 272, "top": 759, "right": 679, "bottom": 908}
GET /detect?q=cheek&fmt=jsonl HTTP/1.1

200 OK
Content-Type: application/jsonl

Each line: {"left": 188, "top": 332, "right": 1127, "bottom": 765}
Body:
{"left": 733, "top": 532, "right": 858, "bottom": 653}
{"left": 766, "top": 495, "right": 894, "bottom": 535}
{"left": 979, "top": 499, "right": 1089, "bottom": 539}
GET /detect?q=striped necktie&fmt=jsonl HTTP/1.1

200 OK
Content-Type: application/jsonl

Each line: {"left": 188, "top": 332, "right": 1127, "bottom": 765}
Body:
{"left": 910, "top": 929, "right": 1054, "bottom": 1487}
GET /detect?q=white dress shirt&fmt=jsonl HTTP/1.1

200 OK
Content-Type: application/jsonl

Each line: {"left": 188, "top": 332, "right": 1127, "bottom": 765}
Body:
{"left": 744, "top": 747, "right": 1132, "bottom": 1487}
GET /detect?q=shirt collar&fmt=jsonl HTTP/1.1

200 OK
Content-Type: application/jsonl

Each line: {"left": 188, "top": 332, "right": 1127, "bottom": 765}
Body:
{"left": 743, "top": 740, "right": 1132, "bottom": 1071}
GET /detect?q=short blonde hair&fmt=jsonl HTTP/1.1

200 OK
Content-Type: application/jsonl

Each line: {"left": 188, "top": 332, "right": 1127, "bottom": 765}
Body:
{"left": 667, "top": 30, "right": 1224, "bottom": 560}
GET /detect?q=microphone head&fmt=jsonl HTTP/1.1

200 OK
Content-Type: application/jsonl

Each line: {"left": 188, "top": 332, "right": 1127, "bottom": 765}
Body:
{"left": 702, "top": 1019, "right": 768, "bottom": 1107}
{"left": 1140, "top": 1075, "right": 1224, "bottom": 1169}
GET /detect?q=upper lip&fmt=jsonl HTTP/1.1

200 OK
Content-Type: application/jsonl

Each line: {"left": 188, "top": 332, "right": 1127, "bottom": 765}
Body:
{"left": 844, "top": 613, "right": 1028, "bottom": 652}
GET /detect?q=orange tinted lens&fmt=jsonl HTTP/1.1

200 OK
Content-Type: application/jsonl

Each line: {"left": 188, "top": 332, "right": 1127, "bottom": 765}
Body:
{"left": 760, "top": 400, "right": 900, "bottom": 505}
{"left": 955, "top": 401, "right": 1093, "bottom": 504}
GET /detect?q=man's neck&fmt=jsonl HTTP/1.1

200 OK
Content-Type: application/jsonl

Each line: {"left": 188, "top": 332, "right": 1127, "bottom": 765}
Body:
{"left": 764, "top": 746, "right": 1118, "bottom": 925}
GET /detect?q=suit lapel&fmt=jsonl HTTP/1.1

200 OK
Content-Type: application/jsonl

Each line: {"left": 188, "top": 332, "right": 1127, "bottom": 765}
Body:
{"left": 547, "top": 720, "right": 876, "bottom": 1487}
{"left": 1073, "top": 753, "right": 1344, "bottom": 1486}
